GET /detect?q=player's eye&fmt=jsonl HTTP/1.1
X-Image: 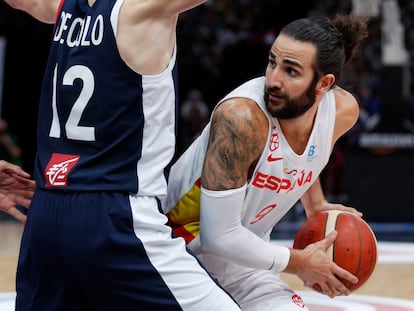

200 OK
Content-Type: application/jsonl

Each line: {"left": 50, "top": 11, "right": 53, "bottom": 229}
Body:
{"left": 286, "top": 67, "right": 298, "bottom": 77}
{"left": 268, "top": 59, "right": 276, "bottom": 68}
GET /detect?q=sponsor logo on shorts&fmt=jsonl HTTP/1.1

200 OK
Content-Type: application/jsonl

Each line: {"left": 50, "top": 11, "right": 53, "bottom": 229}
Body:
{"left": 44, "top": 153, "right": 80, "bottom": 187}
{"left": 292, "top": 294, "right": 305, "bottom": 308}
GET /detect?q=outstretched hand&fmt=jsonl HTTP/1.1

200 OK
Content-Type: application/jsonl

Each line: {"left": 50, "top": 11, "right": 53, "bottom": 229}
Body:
{"left": 290, "top": 230, "right": 359, "bottom": 298}
{"left": 0, "top": 160, "right": 36, "bottom": 223}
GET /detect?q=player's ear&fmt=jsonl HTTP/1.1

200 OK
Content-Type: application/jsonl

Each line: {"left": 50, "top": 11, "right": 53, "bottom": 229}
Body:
{"left": 316, "top": 73, "right": 335, "bottom": 94}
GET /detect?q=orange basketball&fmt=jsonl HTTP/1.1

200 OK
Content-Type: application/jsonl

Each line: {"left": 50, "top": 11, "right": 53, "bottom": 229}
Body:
{"left": 293, "top": 210, "right": 378, "bottom": 293}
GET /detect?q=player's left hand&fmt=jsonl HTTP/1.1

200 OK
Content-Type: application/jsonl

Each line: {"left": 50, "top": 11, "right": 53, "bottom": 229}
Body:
{"left": 307, "top": 200, "right": 363, "bottom": 219}
{"left": 0, "top": 160, "right": 36, "bottom": 223}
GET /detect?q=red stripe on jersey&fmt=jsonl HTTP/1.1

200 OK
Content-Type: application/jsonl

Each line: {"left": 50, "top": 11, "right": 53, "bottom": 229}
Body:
{"left": 173, "top": 226, "right": 196, "bottom": 245}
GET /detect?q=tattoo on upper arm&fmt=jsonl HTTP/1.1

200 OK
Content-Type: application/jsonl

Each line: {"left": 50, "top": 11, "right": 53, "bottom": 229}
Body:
{"left": 202, "top": 106, "right": 266, "bottom": 190}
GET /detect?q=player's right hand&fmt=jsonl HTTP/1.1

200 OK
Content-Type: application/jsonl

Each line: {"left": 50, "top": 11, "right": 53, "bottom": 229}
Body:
{"left": 289, "top": 231, "right": 359, "bottom": 298}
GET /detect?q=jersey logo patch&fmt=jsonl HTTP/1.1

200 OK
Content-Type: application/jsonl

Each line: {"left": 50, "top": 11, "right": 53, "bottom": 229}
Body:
{"left": 307, "top": 145, "right": 317, "bottom": 160}
{"left": 267, "top": 131, "right": 282, "bottom": 162}
{"left": 44, "top": 153, "right": 80, "bottom": 187}
{"left": 269, "top": 132, "right": 280, "bottom": 152}
{"left": 292, "top": 294, "right": 305, "bottom": 308}
{"left": 267, "top": 154, "right": 283, "bottom": 162}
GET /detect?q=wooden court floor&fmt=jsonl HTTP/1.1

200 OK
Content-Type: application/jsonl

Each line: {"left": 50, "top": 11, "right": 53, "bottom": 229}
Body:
{"left": 1, "top": 221, "right": 413, "bottom": 300}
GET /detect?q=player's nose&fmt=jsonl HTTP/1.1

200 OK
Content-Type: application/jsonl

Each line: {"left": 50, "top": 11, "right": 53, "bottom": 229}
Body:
{"left": 267, "top": 67, "right": 283, "bottom": 88}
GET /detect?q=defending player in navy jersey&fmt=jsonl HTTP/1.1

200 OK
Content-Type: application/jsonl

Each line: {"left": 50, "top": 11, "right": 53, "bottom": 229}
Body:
{"left": 3, "top": 0, "right": 241, "bottom": 310}
{"left": 164, "top": 15, "right": 369, "bottom": 310}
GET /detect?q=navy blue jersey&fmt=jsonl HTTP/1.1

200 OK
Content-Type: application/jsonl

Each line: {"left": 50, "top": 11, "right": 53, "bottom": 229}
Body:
{"left": 34, "top": 0, "right": 177, "bottom": 195}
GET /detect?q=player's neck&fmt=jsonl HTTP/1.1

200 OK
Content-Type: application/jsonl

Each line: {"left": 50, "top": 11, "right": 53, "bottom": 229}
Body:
{"left": 278, "top": 102, "right": 319, "bottom": 155}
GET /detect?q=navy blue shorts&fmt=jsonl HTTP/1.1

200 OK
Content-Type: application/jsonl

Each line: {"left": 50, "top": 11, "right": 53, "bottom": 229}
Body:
{"left": 16, "top": 189, "right": 239, "bottom": 311}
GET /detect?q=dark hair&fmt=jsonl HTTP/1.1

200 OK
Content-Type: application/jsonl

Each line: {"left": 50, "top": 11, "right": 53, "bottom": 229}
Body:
{"left": 280, "top": 14, "right": 369, "bottom": 84}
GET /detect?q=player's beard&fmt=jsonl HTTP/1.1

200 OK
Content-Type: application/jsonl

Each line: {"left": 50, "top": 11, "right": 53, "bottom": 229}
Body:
{"left": 264, "top": 75, "right": 318, "bottom": 119}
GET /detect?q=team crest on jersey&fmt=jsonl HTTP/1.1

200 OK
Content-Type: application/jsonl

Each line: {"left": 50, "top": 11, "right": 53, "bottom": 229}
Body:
{"left": 291, "top": 294, "right": 305, "bottom": 308}
{"left": 44, "top": 153, "right": 80, "bottom": 187}
{"left": 269, "top": 130, "right": 280, "bottom": 152}
{"left": 267, "top": 130, "right": 283, "bottom": 162}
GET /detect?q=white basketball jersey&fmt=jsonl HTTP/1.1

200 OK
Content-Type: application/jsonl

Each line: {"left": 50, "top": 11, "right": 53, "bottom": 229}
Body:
{"left": 164, "top": 76, "right": 336, "bottom": 242}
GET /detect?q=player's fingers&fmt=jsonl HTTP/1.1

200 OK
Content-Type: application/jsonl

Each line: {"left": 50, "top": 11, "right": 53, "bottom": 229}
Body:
{"left": 7, "top": 207, "right": 27, "bottom": 224}
{"left": 1, "top": 161, "right": 31, "bottom": 178}
{"left": 9, "top": 189, "right": 34, "bottom": 208}
{"left": 319, "top": 281, "right": 337, "bottom": 298}
{"left": 16, "top": 189, "right": 35, "bottom": 200}
{"left": 330, "top": 278, "right": 351, "bottom": 297}
{"left": 14, "top": 175, "right": 36, "bottom": 190}
{"left": 333, "top": 264, "right": 359, "bottom": 287}
{"left": 15, "top": 197, "right": 32, "bottom": 209}
{"left": 337, "top": 206, "right": 363, "bottom": 217}
{"left": 327, "top": 266, "right": 358, "bottom": 297}
{"left": 319, "top": 230, "right": 337, "bottom": 250}
{"left": 326, "top": 203, "right": 363, "bottom": 218}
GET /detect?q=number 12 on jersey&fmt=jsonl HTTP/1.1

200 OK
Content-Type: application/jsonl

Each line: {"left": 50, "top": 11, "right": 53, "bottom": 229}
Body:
{"left": 49, "top": 64, "right": 96, "bottom": 142}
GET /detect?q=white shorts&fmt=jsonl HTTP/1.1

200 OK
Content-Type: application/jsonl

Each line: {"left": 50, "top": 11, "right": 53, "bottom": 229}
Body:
{"left": 197, "top": 253, "right": 310, "bottom": 311}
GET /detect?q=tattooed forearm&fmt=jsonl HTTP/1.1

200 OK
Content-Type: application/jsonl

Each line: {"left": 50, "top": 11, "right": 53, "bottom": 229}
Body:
{"left": 202, "top": 99, "right": 268, "bottom": 190}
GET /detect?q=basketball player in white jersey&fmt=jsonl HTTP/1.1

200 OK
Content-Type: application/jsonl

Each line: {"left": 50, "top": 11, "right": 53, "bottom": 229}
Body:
{"left": 164, "top": 15, "right": 369, "bottom": 310}
{"left": 0, "top": 160, "right": 35, "bottom": 223}
{"left": 4, "top": 0, "right": 241, "bottom": 310}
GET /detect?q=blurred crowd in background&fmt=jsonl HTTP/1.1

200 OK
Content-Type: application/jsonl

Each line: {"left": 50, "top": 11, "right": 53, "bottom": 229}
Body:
{"left": 175, "top": 0, "right": 414, "bottom": 210}
{"left": 176, "top": 0, "right": 414, "bottom": 142}
{"left": 0, "top": 0, "right": 413, "bottom": 221}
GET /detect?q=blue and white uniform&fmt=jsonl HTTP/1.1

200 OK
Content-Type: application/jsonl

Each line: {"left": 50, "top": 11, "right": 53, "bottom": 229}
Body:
{"left": 164, "top": 77, "right": 336, "bottom": 311}
{"left": 16, "top": 1, "right": 239, "bottom": 310}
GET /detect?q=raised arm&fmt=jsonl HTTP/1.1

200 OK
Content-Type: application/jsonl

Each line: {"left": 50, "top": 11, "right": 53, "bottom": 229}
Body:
{"left": 154, "top": 0, "right": 207, "bottom": 15}
{"left": 117, "top": 0, "right": 207, "bottom": 75}
{"left": 4, "top": 0, "right": 61, "bottom": 23}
